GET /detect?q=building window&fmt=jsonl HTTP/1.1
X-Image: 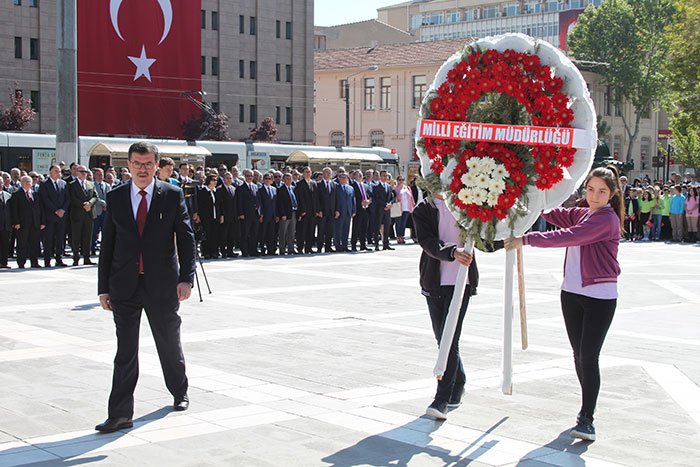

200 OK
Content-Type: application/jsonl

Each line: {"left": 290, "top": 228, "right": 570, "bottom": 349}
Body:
{"left": 276, "top": 20, "right": 281, "bottom": 38}
{"left": 446, "top": 10, "right": 460, "bottom": 23}
{"left": 525, "top": 1, "right": 541, "bottom": 13}
{"left": 201, "top": 56, "right": 206, "bottom": 75}
{"left": 211, "top": 12, "right": 218, "bottom": 30}
{"left": 276, "top": 64, "right": 281, "bottom": 81}
{"left": 483, "top": 6, "right": 498, "bottom": 18}
{"left": 14, "top": 0, "right": 20, "bottom": 5}
{"left": 545, "top": 0, "right": 561, "bottom": 12}
{"left": 613, "top": 135, "right": 622, "bottom": 158}
{"left": 239, "top": 15, "right": 244, "bottom": 33}
{"left": 370, "top": 130, "right": 385, "bottom": 147}
{"left": 285, "top": 64, "right": 292, "bottom": 82}
{"left": 201, "top": 10, "right": 206, "bottom": 29}
{"left": 339, "top": 79, "right": 347, "bottom": 99}
{"left": 239, "top": 104, "right": 245, "bottom": 122}
{"left": 504, "top": 3, "right": 520, "bottom": 16}
{"left": 380, "top": 77, "right": 391, "bottom": 110}
{"left": 412, "top": 75, "right": 427, "bottom": 108}
{"left": 211, "top": 57, "right": 219, "bottom": 76}
{"left": 330, "top": 131, "right": 344, "bottom": 147}
{"left": 14, "top": 37, "right": 22, "bottom": 59}
{"left": 30, "top": 0, "right": 37, "bottom": 6}
{"left": 250, "top": 61, "right": 256, "bottom": 79}
{"left": 603, "top": 86, "right": 611, "bottom": 116}
{"left": 410, "top": 14, "right": 423, "bottom": 29}
{"left": 641, "top": 137, "right": 650, "bottom": 162}
{"left": 30, "top": 91, "right": 39, "bottom": 112}
{"left": 239, "top": 60, "right": 245, "bottom": 78}
{"left": 275, "top": 106, "right": 281, "bottom": 124}
{"left": 364, "top": 78, "right": 375, "bottom": 110}
{"left": 426, "top": 12, "right": 444, "bottom": 25}
{"left": 285, "top": 22, "right": 292, "bottom": 39}
{"left": 250, "top": 17, "right": 256, "bottom": 35}
{"left": 285, "top": 107, "right": 292, "bottom": 124}
{"left": 570, "top": 0, "right": 584, "bottom": 8}
{"left": 250, "top": 105, "right": 257, "bottom": 123}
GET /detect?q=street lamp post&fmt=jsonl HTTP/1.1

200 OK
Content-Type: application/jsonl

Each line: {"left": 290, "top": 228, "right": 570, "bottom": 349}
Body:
{"left": 344, "top": 65, "right": 378, "bottom": 147}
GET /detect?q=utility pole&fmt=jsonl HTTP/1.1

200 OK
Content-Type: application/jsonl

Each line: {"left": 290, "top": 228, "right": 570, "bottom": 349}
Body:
{"left": 56, "top": 0, "right": 78, "bottom": 164}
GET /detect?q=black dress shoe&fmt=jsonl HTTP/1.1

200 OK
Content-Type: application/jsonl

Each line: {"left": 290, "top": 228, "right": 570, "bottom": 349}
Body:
{"left": 95, "top": 417, "right": 133, "bottom": 433}
{"left": 228, "top": 252, "right": 239, "bottom": 258}
{"left": 383, "top": 245, "right": 395, "bottom": 251}
{"left": 374, "top": 246, "right": 380, "bottom": 251}
{"left": 31, "top": 263, "right": 42, "bottom": 268}
{"left": 73, "top": 260, "right": 80, "bottom": 266}
{"left": 360, "top": 246, "right": 368, "bottom": 251}
{"left": 84, "top": 259, "right": 95, "bottom": 265}
{"left": 18, "top": 264, "right": 25, "bottom": 269}
{"left": 350, "top": 247, "right": 357, "bottom": 252}
{"left": 174, "top": 395, "right": 189, "bottom": 411}
{"left": 55, "top": 261, "right": 67, "bottom": 267}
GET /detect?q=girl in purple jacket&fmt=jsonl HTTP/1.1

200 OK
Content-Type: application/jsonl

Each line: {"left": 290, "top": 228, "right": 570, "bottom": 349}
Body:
{"left": 506, "top": 166, "right": 624, "bottom": 442}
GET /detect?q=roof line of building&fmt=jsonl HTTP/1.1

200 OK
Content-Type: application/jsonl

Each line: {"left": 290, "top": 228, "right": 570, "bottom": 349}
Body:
{"left": 315, "top": 18, "right": 414, "bottom": 37}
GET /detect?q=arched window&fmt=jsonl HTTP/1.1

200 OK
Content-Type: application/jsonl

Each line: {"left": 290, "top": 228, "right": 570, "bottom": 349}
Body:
{"left": 370, "top": 129, "right": 385, "bottom": 147}
{"left": 330, "top": 131, "right": 345, "bottom": 147}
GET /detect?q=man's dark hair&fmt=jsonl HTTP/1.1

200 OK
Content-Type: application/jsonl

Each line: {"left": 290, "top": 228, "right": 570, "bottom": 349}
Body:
{"left": 380, "top": 170, "right": 388, "bottom": 176}
{"left": 159, "top": 157, "right": 175, "bottom": 168}
{"left": 127, "top": 142, "right": 160, "bottom": 162}
{"left": 49, "top": 164, "right": 60, "bottom": 172}
{"left": 69, "top": 162, "right": 77, "bottom": 169}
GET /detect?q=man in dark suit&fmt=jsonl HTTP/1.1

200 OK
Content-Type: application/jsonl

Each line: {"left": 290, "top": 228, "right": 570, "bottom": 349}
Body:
{"left": 276, "top": 173, "right": 297, "bottom": 255}
{"left": 237, "top": 169, "right": 260, "bottom": 257}
{"left": 256, "top": 173, "right": 277, "bottom": 255}
{"left": 334, "top": 173, "right": 356, "bottom": 252}
{"left": 10, "top": 176, "right": 44, "bottom": 268}
{"left": 92, "top": 168, "right": 111, "bottom": 256}
{"left": 365, "top": 169, "right": 377, "bottom": 245}
{"left": 0, "top": 188, "right": 13, "bottom": 268}
{"left": 351, "top": 171, "right": 372, "bottom": 251}
{"left": 216, "top": 172, "right": 238, "bottom": 258}
{"left": 295, "top": 166, "right": 318, "bottom": 254}
{"left": 39, "top": 165, "right": 70, "bottom": 267}
{"left": 96, "top": 142, "right": 195, "bottom": 433}
{"left": 69, "top": 165, "right": 98, "bottom": 265}
{"left": 372, "top": 170, "right": 395, "bottom": 251}
{"left": 316, "top": 167, "right": 337, "bottom": 253}
{"left": 197, "top": 174, "right": 221, "bottom": 259}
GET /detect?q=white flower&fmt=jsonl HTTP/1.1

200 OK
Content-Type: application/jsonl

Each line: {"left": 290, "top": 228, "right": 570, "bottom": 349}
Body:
{"left": 475, "top": 173, "right": 491, "bottom": 188}
{"left": 458, "top": 188, "right": 474, "bottom": 204}
{"left": 461, "top": 173, "right": 476, "bottom": 187}
{"left": 472, "top": 188, "right": 487, "bottom": 205}
{"left": 492, "top": 165, "right": 509, "bottom": 179}
{"left": 489, "top": 178, "right": 506, "bottom": 194}
{"left": 486, "top": 191, "right": 500, "bottom": 207}
{"left": 466, "top": 158, "right": 480, "bottom": 171}
{"left": 480, "top": 157, "right": 497, "bottom": 172}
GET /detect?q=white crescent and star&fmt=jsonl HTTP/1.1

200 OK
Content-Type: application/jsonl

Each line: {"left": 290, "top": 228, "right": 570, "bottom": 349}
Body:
{"left": 110, "top": 0, "right": 173, "bottom": 81}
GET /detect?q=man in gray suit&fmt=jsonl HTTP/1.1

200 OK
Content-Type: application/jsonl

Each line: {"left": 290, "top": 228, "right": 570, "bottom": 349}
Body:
{"left": 69, "top": 165, "right": 98, "bottom": 265}
{"left": 91, "top": 168, "right": 110, "bottom": 255}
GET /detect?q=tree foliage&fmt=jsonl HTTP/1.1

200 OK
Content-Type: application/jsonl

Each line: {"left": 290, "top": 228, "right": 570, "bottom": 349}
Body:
{"left": 181, "top": 111, "right": 230, "bottom": 141}
{"left": 249, "top": 117, "right": 278, "bottom": 142}
{"left": 664, "top": 0, "right": 700, "bottom": 123}
{"left": 568, "top": 0, "right": 675, "bottom": 162}
{"left": 0, "top": 85, "right": 36, "bottom": 131}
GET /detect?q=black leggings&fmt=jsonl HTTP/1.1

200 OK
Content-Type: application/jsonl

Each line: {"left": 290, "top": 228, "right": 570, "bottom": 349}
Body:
{"left": 560, "top": 290, "right": 616, "bottom": 421}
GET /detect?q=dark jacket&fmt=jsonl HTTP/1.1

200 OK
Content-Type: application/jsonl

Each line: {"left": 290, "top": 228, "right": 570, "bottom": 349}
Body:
{"left": 11, "top": 189, "right": 44, "bottom": 229}
{"left": 412, "top": 199, "right": 479, "bottom": 297}
{"left": 0, "top": 190, "right": 13, "bottom": 231}
{"left": 39, "top": 177, "right": 70, "bottom": 223}
{"left": 352, "top": 179, "right": 372, "bottom": 211}
{"left": 216, "top": 184, "right": 237, "bottom": 222}
{"left": 256, "top": 185, "right": 277, "bottom": 220}
{"left": 276, "top": 183, "right": 297, "bottom": 218}
{"left": 197, "top": 187, "right": 221, "bottom": 225}
{"left": 317, "top": 179, "right": 337, "bottom": 216}
{"left": 98, "top": 180, "right": 196, "bottom": 301}
{"left": 294, "top": 178, "right": 318, "bottom": 217}
{"left": 372, "top": 181, "right": 395, "bottom": 210}
{"left": 69, "top": 179, "right": 98, "bottom": 221}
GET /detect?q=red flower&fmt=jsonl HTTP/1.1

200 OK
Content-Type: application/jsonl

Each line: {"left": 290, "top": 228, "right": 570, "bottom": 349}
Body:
{"left": 483, "top": 49, "right": 499, "bottom": 65}
{"left": 468, "top": 52, "right": 481, "bottom": 68}
{"left": 545, "top": 77, "right": 563, "bottom": 94}
{"left": 430, "top": 159, "right": 444, "bottom": 174}
{"left": 535, "top": 66, "right": 552, "bottom": 81}
{"left": 523, "top": 54, "right": 540, "bottom": 72}
{"left": 549, "top": 166, "right": 564, "bottom": 184}
{"left": 430, "top": 98, "right": 443, "bottom": 114}
{"left": 456, "top": 61, "right": 468, "bottom": 75}
{"left": 493, "top": 206, "right": 508, "bottom": 220}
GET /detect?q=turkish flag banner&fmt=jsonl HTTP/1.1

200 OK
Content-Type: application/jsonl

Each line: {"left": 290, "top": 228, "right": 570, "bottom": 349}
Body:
{"left": 78, "top": 0, "right": 201, "bottom": 138}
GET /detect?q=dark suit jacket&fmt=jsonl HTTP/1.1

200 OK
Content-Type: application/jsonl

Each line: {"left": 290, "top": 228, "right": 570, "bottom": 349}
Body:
{"left": 98, "top": 180, "right": 196, "bottom": 301}
{"left": 335, "top": 183, "right": 356, "bottom": 218}
{"left": 372, "top": 182, "right": 395, "bottom": 210}
{"left": 197, "top": 187, "right": 221, "bottom": 224}
{"left": 256, "top": 185, "right": 277, "bottom": 221}
{"left": 276, "top": 184, "right": 296, "bottom": 219}
{"left": 216, "top": 184, "right": 237, "bottom": 221}
{"left": 352, "top": 180, "right": 372, "bottom": 211}
{"left": 39, "top": 178, "right": 70, "bottom": 223}
{"left": 69, "top": 179, "right": 98, "bottom": 221}
{"left": 0, "top": 191, "right": 13, "bottom": 231}
{"left": 11, "top": 189, "right": 43, "bottom": 228}
{"left": 294, "top": 178, "right": 318, "bottom": 217}
{"left": 237, "top": 182, "right": 259, "bottom": 219}
{"left": 317, "top": 179, "right": 337, "bottom": 217}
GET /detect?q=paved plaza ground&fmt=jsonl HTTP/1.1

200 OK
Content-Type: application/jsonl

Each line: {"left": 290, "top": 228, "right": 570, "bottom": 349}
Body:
{"left": 0, "top": 240, "right": 699, "bottom": 466}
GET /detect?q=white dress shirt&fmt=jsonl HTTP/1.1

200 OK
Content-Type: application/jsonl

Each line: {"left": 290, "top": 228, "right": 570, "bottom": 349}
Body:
{"left": 130, "top": 179, "right": 155, "bottom": 219}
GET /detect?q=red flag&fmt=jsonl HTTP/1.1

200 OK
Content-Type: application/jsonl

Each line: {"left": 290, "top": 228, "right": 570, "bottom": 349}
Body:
{"left": 78, "top": 0, "right": 201, "bottom": 138}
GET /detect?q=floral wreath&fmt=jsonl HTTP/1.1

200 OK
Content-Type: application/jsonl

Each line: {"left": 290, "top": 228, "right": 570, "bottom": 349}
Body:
{"left": 416, "top": 35, "right": 596, "bottom": 247}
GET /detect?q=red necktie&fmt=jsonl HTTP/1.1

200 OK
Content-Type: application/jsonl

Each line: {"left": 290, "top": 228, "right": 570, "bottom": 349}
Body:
{"left": 136, "top": 190, "right": 148, "bottom": 273}
{"left": 26, "top": 191, "right": 32, "bottom": 202}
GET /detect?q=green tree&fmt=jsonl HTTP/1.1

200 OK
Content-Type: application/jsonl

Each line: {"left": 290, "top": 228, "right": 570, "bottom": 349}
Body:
{"left": 568, "top": 0, "right": 675, "bottom": 163}
{"left": 664, "top": 0, "right": 700, "bottom": 123}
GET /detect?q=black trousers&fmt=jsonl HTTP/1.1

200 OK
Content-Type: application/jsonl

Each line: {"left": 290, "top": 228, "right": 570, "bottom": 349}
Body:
{"left": 258, "top": 218, "right": 276, "bottom": 254}
{"left": 374, "top": 208, "right": 391, "bottom": 247}
{"left": 0, "top": 229, "right": 10, "bottom": 266}
{"left": 240, "top": 216, "right": 259, "bottom": 256}
{"left": 351, "top": 209, "right": 369, "bottom": 249}
{"left": 426, "top": 286, "right": 470, "bottom": 403}
{"left": 16, "top": 224, "right": 40, "bottom": 266}
{"left": 71, "top": 216, "right": 93, "bottom": 261}
{"left": 560, "top": 290, "right": 616, "bottom": 421}
{"left": 108, "top": 277, "right": 188, "bottom": 418}
{"left": 44, "top": 217, "right": 66, "bottom": 262}
{"left": 296, "top": 213, "right": 315, "bottom": 253}
{"left": 219, "top": 220, "right": 237, "bottom": 256}
{"left": 200, "top": 221, "right": 220, "bottom": 258}
{"left": 317, "top": 214, "right": 334, "bottom": 251}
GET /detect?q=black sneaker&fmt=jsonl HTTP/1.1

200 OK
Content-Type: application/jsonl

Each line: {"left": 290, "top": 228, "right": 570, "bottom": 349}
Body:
{"left": 447, "top": 386, "right": 464, "bottom": 408}
{"left": 570, "top": 416, "right": 596, "bottom": 441}
{"left": 425, "top": 400, "right": 448, "bottom": 420}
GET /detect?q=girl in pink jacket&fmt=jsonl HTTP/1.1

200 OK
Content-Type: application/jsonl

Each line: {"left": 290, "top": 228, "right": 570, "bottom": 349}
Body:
{"left": 506, "top": 166, "right": 625, "bottom": 442}
{"left": 685, "top": 186, "right": 699, "bottom": 243}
